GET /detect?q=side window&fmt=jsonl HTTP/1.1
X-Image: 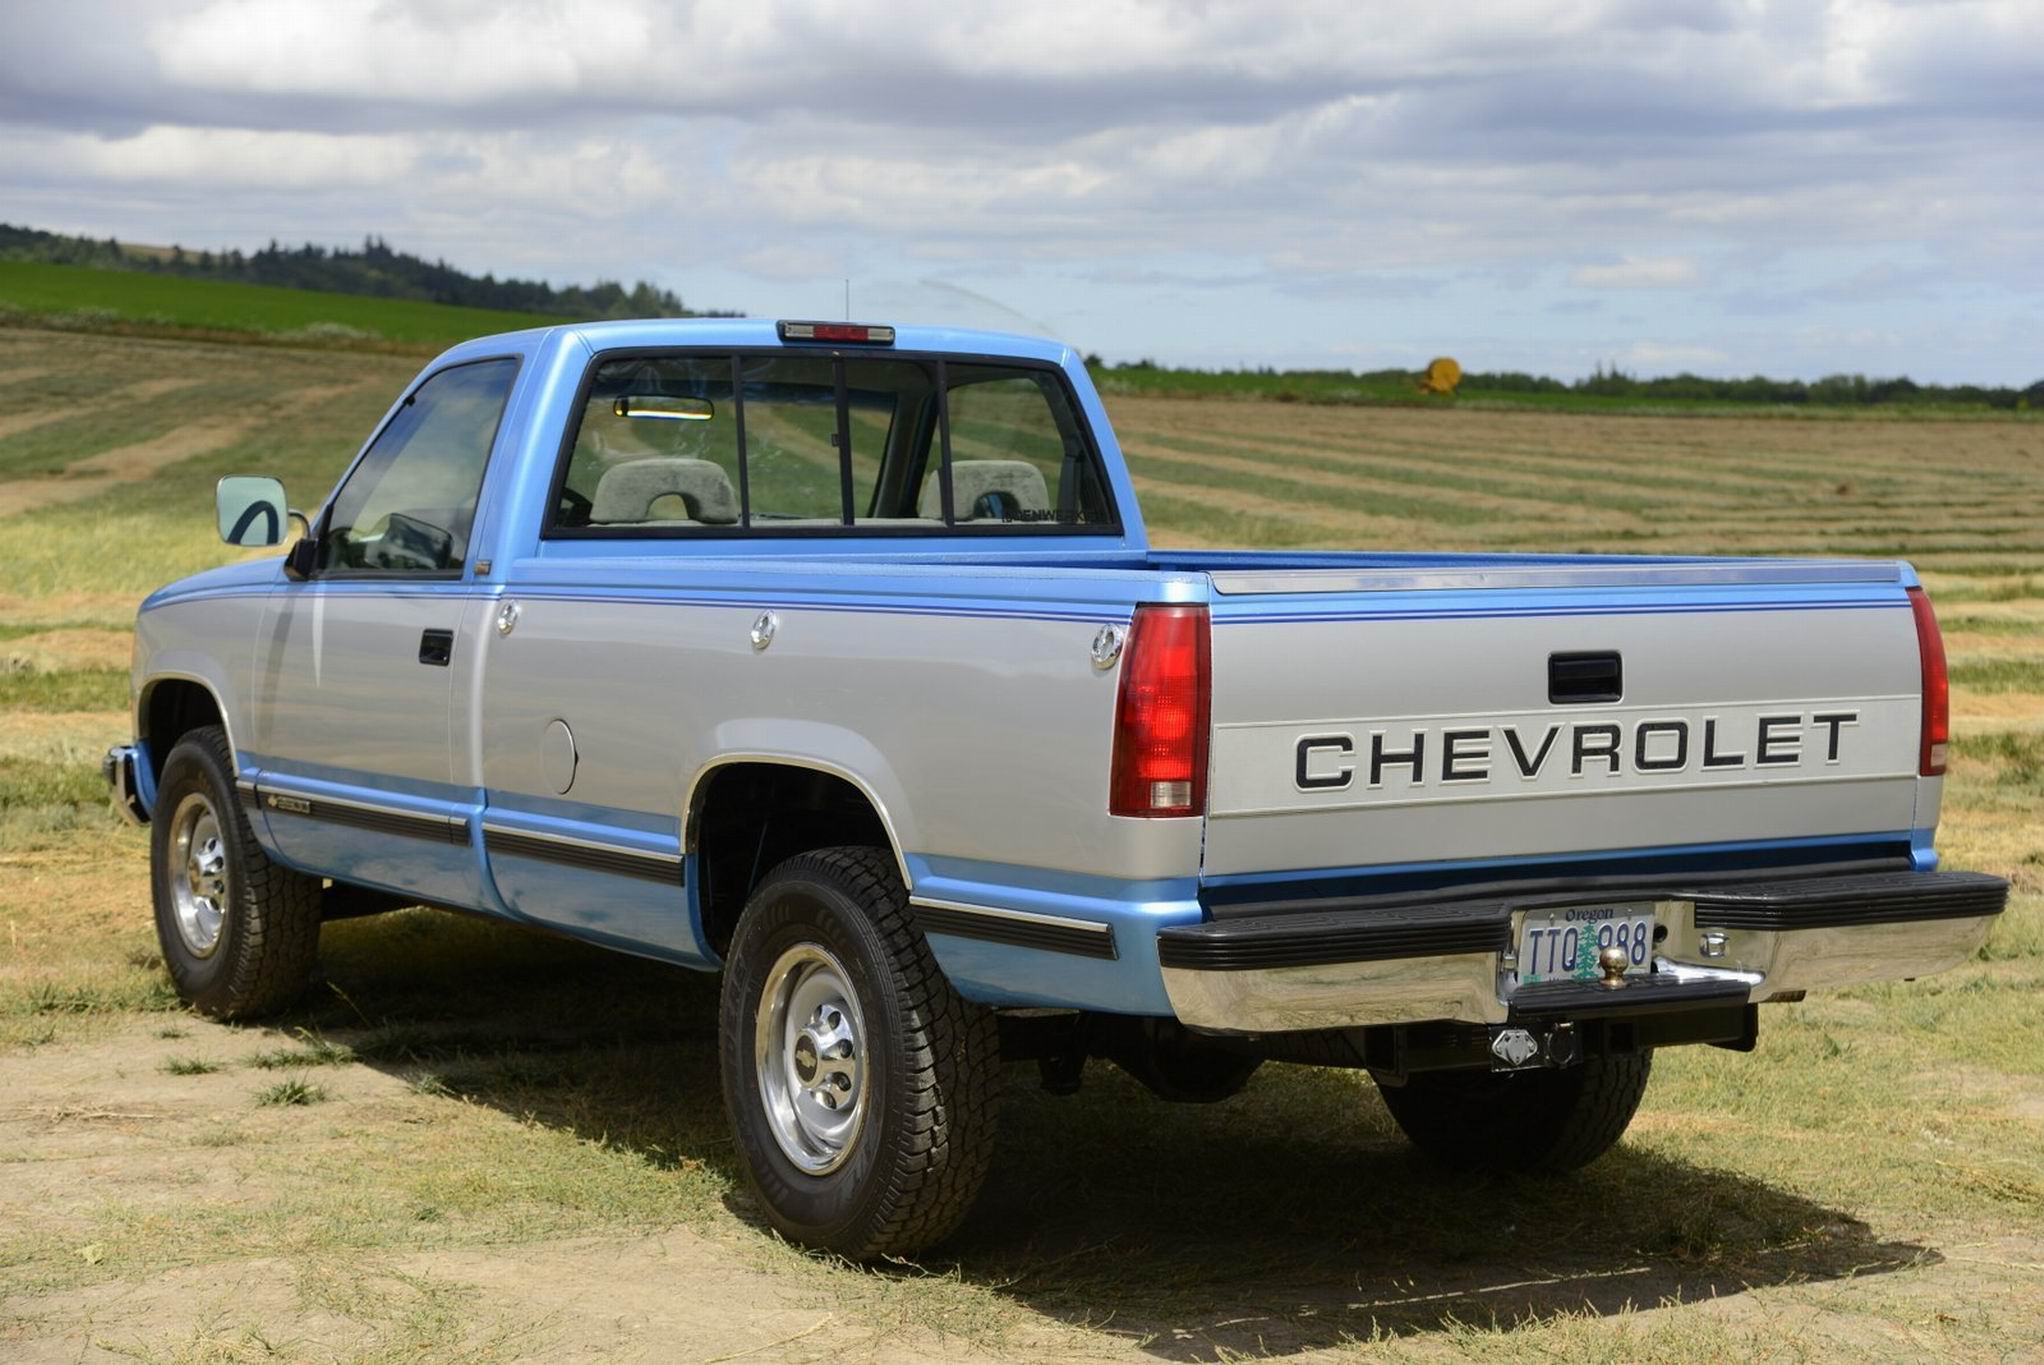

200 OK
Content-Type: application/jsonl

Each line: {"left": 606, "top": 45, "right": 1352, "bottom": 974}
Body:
{"left": 320, "top": 359, "right": 516, "bottom": 573}
{"left": 556, "top": 357, "right": 742, "bottom": 529}
{"left": 928, "top": 367, "right": 1110, "bottom": 526}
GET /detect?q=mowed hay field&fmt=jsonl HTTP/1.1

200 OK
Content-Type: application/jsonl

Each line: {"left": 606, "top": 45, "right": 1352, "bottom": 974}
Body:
{"left": 1, "top": 325, "right": 2040, "bottom": 1363}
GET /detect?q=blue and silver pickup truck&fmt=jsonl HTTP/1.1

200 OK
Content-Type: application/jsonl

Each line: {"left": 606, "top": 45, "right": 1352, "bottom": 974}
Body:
{"left": 108, "top": 319, "right": 2007, "bottom": 1255}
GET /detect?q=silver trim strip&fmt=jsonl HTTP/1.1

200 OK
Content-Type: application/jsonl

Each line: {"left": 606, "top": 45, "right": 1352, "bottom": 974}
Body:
{"left": 480, "top": 820, "right": 682, "bottom": 864}
{"left": 1208, "top": 561, "right": 1903, "bottom": 596}
{"left": 908, "top": 896, "right": 1116, "bottom": 938}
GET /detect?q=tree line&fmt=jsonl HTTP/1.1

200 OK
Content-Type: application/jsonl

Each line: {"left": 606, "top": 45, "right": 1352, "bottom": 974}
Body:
{"left": 1087, "top": 356, "right": 2042, "bottom": 411}
{"left": 0, "top": 223, "right": 735, "bottom": 320}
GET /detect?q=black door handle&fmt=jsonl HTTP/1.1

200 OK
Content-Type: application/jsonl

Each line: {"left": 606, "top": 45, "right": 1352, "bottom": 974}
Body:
{"left": 418, "top": 629, "right": 454, "bottom": 667}
{"left": 1549, "top": 650, "right": 1621, "bottom": 704}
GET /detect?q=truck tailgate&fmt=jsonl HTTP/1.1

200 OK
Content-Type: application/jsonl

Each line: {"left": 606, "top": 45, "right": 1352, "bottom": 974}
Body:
{"left": 1200, "top": 560, "right": 1926, "bottom": 879}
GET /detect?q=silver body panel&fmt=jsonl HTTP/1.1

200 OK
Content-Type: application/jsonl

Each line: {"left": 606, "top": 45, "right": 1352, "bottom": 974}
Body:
{"left": 1204, "top": 602, "right": 1925, "bottom": 876}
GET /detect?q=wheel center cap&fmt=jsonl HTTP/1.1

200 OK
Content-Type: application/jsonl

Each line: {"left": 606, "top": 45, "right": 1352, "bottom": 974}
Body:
{"left": 793, "top": 1034, "right": 819, "bottom": 1083}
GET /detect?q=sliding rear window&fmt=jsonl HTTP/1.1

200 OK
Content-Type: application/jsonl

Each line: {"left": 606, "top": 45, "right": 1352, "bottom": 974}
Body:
{"left": 547, "top": 351, "right": 1116, "bottom": 536}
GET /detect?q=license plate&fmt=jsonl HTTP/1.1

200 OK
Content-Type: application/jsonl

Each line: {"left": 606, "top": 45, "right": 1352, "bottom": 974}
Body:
{"left": 1517, "top": 904, "right": 1656, "bottom": 984}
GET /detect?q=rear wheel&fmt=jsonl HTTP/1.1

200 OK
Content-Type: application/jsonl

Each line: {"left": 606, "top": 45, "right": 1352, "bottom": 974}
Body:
{"left": 149, "top": 726, "right": 322, "bottom": 1019}
{"left": 718, "top": 846, "right": 1000, "bottom": 1257}
{"left": 1376, "top": 1052, "right": 1652, "bottom": 1173}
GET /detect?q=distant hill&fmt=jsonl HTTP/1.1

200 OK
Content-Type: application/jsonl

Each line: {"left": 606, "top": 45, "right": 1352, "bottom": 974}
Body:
{"left": 0, "top": 223, "right": 736, "bottom": 321}
{"left": 0, "top": 259, "right": 578, "bottom": 346}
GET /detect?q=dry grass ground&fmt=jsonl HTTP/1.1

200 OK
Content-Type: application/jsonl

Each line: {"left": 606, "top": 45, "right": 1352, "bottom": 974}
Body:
{"left": 0, "top": 328, "right": 2039, "bottom": 1362}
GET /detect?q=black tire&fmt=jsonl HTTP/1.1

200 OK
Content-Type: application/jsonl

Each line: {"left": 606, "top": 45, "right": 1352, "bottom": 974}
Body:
{"left": 1376, "top": 1051, "right": 1652, "bottom": 1173}
{"left": 718, "top": 846, "right": 1000, "bottom": 1258}
{"left": 149, "top": 726, "right": 321, "bottom": 1019}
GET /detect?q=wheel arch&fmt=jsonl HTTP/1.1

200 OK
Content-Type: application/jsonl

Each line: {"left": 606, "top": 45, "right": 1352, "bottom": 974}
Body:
{"left": 684, "top": 753, "right": 912, "bottom": 960}
{"left": 137, "top": 671, "right": 238, "bottom": 795}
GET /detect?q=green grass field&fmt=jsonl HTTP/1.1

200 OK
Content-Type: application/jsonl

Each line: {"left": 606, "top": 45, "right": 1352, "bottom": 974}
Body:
{"left": 0, "top": 320, "right": 2039, "bottom": 1362}
{"left": 0, "top": 260, "right": 562, "bottom": 347}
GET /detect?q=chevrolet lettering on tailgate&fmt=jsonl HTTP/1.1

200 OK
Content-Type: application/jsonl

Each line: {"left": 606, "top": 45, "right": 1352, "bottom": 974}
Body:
{"left": 1262, "top": 702, "right": 1902, "bottom": 810}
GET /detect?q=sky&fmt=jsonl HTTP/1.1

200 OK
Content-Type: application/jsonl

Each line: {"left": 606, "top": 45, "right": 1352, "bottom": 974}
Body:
{"left": 1, "top": 0, "right": 2038, "bottom": 383}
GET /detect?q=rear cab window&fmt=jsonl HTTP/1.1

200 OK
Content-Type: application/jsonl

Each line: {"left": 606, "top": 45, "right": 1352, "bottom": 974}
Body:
{"left": 547, "top": 350, "right": 1116, "bottom": 537}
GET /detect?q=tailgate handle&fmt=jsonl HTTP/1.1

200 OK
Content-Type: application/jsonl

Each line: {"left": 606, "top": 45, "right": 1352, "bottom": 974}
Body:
{"left": 1549, "top": 651, "right": 1621, "bottom": 704}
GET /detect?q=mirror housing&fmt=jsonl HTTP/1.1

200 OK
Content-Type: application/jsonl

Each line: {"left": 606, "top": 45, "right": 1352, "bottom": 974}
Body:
{"left": 216, "top": 476, "right": 289, "bottom": 547}
{"left": 283, "top": 535, "right": 319, "bottom": 580}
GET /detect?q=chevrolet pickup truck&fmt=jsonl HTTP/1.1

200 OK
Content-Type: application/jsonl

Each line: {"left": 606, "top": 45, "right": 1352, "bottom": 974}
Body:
{"left": 108, "top": 319, "right": 2008, "bottom": 1256}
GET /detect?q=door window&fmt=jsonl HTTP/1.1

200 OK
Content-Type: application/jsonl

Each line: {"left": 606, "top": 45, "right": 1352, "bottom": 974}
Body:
{"left": 319, "top": 359, "right": 517, "bottom": 573}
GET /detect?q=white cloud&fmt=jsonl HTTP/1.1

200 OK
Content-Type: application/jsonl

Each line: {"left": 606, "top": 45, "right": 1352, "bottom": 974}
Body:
{"left": 0, "top": 0, "right": 2036, "bottom": 380}
{"left": 44, "top": 125, "right": 417, "bottom": 187}
{"left": 1568, "top": 257, "right": 1703, "bottom": 289}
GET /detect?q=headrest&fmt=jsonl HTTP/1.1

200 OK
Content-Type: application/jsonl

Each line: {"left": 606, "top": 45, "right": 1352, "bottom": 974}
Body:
{"left": 590, "top": 458, "right": 740, "bottom": 525}
{"left": 918, "top": 460, "right": 1051, "bottom": 521}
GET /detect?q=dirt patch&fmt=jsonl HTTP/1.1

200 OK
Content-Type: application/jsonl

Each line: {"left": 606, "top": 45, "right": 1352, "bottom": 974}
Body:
{"left": 1950, "top": 688, "right": 2044, "bottom": 731}
{"left": 0, "top": 410, "right": 73, "bottom": 442}
{"left": 1945, "top": 631, "right": 2044, "bottom": 662}
{"left": 0, "top": 1021, "right": 1084, "bottom": 1363}
{"left": 0, "top": 416, "right": 259, "bottom": 518}
{"left": 0, "top": 377, "right": 203, "bottom": 443}
{"left": 1, "top": 630, "right": 131, "bottom": 674}
{"left": 0, "top": 593, "right": 145, "bottom": 629}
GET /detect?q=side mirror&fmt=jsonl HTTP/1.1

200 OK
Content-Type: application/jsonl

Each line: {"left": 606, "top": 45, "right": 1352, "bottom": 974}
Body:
{"left": 216, "top": 476, "right": 289, "bottom": 547}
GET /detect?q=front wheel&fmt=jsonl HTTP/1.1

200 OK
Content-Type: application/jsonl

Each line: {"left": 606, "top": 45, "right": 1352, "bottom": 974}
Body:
{"left": 1376, "top": 1051, "right": 1652, "bottom": 1173}
{"left": 149, "top": 725, "right": 322, "bottom": 1018}
{"left": 718, "top": 847, "right": 1000, "bottom": 1257}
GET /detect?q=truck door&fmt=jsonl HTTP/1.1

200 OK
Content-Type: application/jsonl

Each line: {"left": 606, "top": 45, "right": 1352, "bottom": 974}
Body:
{"left": 248, "top": 358, "right": 520, "bottom": 908}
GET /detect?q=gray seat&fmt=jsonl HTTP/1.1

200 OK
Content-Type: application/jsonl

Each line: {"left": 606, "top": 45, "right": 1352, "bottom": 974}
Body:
{"left": 590, "top": 458, "right": 740, "bottom": 525}
{"left": 919, "top": 460, "right": 1050, "bottom": 521}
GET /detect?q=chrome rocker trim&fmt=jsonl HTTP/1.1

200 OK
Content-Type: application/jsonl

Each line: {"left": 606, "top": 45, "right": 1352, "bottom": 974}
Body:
{"left": 1159, "top": 870, "right": 2007, "bottom": 1034}
{"left": 252, "top": 784, "right": 470, "bottom": 845}
{"left": 480, "top": 822, "right": 684, "bottom": 884}
{"left": 910, "top": 897, "right": 1119, "bottom": 961}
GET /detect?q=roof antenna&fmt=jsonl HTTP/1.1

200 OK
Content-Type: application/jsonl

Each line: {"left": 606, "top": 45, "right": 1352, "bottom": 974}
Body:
{"left": 844, "top": 278, "right": 850, "bottom": 321}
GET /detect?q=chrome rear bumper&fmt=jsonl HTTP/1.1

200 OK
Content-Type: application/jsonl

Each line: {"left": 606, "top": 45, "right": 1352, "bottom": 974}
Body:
{"left": 102, "top": 744, "right": 149, "bottom": 827}
{"left": 1159, "top": 870, "right": 2007, "bottom": 1034}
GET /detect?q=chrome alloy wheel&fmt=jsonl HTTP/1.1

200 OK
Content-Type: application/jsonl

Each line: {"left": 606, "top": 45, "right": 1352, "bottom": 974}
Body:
{"left": 754, "top": 943, "right": 869, "bottom": 1175}
{"left": 168, "top": 792, "right": 229, "bottom": 959}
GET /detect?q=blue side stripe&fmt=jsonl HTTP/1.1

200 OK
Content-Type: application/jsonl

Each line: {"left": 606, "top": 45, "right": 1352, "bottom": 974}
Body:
{"left": 147, "top": 583, "right": 1128, "bottom": 624}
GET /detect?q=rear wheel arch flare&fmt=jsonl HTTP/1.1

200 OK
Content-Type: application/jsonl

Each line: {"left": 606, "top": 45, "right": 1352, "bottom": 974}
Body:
{"left": 686, "top": 757, "right": 905, "bottom": 959}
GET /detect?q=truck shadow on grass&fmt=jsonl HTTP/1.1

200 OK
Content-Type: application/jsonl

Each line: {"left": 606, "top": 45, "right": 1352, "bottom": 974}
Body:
{"left": 303, "top": 909, "right": 1933, "bottom": 1359}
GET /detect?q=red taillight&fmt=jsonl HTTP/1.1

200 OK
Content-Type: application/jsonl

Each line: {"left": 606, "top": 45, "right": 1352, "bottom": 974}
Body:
{"left": 1109, "top": 604, "right": 1210, "bottom": 817}
{"left": 1908, "top": 585, "right": 1948, "bottom": 777}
